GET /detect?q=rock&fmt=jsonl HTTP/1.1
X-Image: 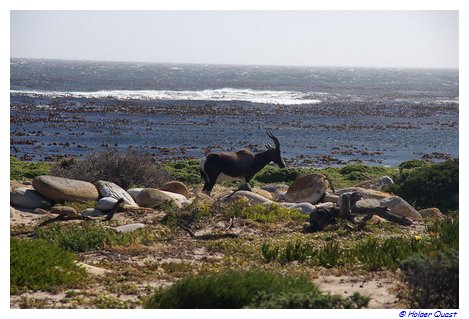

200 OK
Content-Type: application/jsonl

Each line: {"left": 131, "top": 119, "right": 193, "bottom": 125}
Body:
{"left": 367, "top": 215, "right": 388, "bottom": 224}
{"left": 379, "top": 176, "right": 394, "bottom": 186}
{"left": 285, "top": 174, "right": 330, "bottom": 204}
{"left": 158, "top": 190, "right": 187, "bottom": 202}
{"left": 81, "top": 208, "right": 105, "bottom": 217}
{"left": 278, "top": 202, "right": 296, "bottom": 208}
{"left": 32, "top": 175, "right": 99, "bottom": 202}
{"left": 95, "top": 180, "right": 137, "bottom": 206}
{"left": 114, "top": 223, "right": 145, "bottom": 233}
{"left": 379, "top": 196, "right": 422, "bottom": 221}
{"left": 10, "top": 180, "right": 27, "bottom": 191}
{"left": 261, "top": 184, "right": 289, "bottom": 193}
{"left": 96, "top": 197, "right": 118, "bottom": 211}
{"left": 227, "top": 190, "right": 273, "bottom": 205}
{"left": 192, "top": 191, "right": 215, "bottom": 204}
{"left": 180, "top": 199, "right": 193, "bottom": 207}
{"left": 335, "top": 187, "right": 392, "bottom": 200}
{"left": 50, "top": 205, "right": 79, "bottom": 217}
{"left": 252, "top": 188, "right": 273, "bottom": 200}
{"left": 357, "top": 176, "right": 394, "bottom": 190}
{"left": 10, "top": 187, "right": 52, "bottom": 209}
{"left": 290, "top": 202, "right": 317, "bottom": 214}
{"left": 76, "top": 262, "right": 111, "bottom": 276}
{"left": 159, "top": 181, "right": 189, "bottom": 199}
{"left": 323, "top": 193, "right": 339, "bottom": 203}
{"left": 33, "top": 208, "right": 49, "bottom": 215}
{"left": 418, "top": 208, "right": 444, "bottom": 220}
{"left": 10, "top": 207, "right": 16, "bottom": 218}
{"left": 127, "top": 188, "right": 143, "bottom": 202}
{"left": 355, "top": 198, "right": 381, "bottom": 210}
{"left": 134, "top": 188, "right": 175, "bottom": 207}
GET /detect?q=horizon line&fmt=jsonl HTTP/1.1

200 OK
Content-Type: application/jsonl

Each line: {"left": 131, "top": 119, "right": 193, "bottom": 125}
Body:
{"left": 10, "top": 56, "right": 459, "bottom": 71}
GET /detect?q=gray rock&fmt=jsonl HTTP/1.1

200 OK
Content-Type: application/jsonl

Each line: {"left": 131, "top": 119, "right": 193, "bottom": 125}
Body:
{"left": 127, "top": 188, "right": 143, "bottom": 202}
{"left": 285, "top": 174, "right": 330, "bottom": 204}
{"left": 260, "top": 184, "right": 289, "bottom": 193}
{"left": 379, "top": 196, "right": 422, "bottom": 221}
{"left": 10, "top": 207, "right": 16, "bottom": 218}
{"left": 323, "top": 193, "right": 339, "bottom": 203}
{"left": 10, "top": 187, "right": 52, "bottom": 209}
{"left": 378, "top": 176, "right": 394, "bottom": 186}
{"left": 114, "top": 223, "right": 145, "bottom": 233}
{"left": 33, "top": 208, "right": 49, "bottom": 215}
{"left": 33, "top": 175, "right": 99, "bottom": 202}
{"left": 355, "top": 198, "right": 381, "bottom": 210}
{"left": 180, "top": 199, "right": 193, "bottom": 207}
{"left": 81, "top": 208, "right": 105, "bottom": 217}
{"left": 96, "top": 197, "right": 118, "bottom": 211}
{"left": 418, "top": 208, "right": 444, "bottom": 220}
{"left": 96, "top": 180, "right": 137, "bottom": 206}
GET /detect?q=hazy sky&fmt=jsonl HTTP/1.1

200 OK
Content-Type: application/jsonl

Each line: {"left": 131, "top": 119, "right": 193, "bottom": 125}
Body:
{"left": 10, "top": 10, "right": 458, "bottom": 68}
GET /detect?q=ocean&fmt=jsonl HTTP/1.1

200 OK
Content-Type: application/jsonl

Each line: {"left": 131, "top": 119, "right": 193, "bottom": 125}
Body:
{"left": 10, "top": 58, "right": 459, "bottom": 166}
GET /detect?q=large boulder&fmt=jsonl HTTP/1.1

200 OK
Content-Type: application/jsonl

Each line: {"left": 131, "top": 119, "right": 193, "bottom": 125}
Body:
{"left": 158, "top": 190, "right": 187, "bottom": 202}
{"left": 10, "top": 187, "right": 52, "bottom": 209}
{"left": 127, "top": 188, "right": 143, "bottom": 202}
{"left": 357, "top": 176, "right": 394, "bottom": 190}
{"left": 33, "top": 175, "right": 99, "bottom": 202}
{"left": 134, "top": 188, "right": 175, "bottom": 207}
{"left": 335, "top": 187, "right": 392, "bottom": 200}
{"left": 251, "top": 188, "right": 274, "bottom": 201}
{"left": 159, "top": 181, "right": 189, "bottom": 199}
{"left": 50, "top": 205, "right": 79, "bottom": 217}
{"left": 379, "top": 196, "right": 422, "bottom": 221}
{"left": 285, "top": 174, "right": 330, "bottom": 204}
{"left": 418, "top": 207, "right": 444, "bottom": 220}
{"left": 95, "top": 180, "right": 137, "bottom": 206}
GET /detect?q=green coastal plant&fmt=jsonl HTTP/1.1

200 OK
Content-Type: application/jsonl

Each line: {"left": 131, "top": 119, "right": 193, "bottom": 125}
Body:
{"left": 144, "top": 270, "right": 369, "bottom": 309}
{"left": 11, "top": 238, "right": 87, "bottom": 293}
{"left": 10, "top": 156, "right": 51, "bottom": 180}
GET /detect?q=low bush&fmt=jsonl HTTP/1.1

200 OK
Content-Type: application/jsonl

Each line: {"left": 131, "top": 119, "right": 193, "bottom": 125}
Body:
{"left": 10, "top": 156, "right": 51, "bottom": 181}
{"left": 161, "top": 159, "right": 202, "bottom": 184}
{"left": 400, "top": 250, "right": 458, "bottom": 308}
{"left": 35, "top": 222, "right": 157, "bottom": 252}
{"left": 398, "top": 159, "right": 431, "bottom": 170}
{"left": 144, "top": 270, "right": 368, "bottom": 309}
{"left": 11, "top": 238, "right": 86, "bottom": 293}
{"left": 49, "top": 150, "right": 168, "bottom": 189}
{"left": 384, "top": 159, "right": 458, "bottom": 212}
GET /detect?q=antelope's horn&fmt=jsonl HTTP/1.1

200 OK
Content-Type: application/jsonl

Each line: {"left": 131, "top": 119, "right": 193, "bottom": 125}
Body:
{"left": 267, "top": 131, "right": 280, "bottom": 149}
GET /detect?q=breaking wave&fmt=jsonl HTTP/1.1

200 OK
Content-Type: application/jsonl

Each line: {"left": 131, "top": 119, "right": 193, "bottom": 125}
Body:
{"left": 10, "top": 88, "right": 322, "bottom": 105}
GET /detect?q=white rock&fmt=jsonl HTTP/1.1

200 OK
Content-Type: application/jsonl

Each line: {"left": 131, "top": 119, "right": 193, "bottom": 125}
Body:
{"left": 291, "top": 202, "right": 317, "bottom": 214}
{"left": 96, "top": 180, "right": 137, "bottom": 206}
{"left": 114, "top": 223, "right": 145, "bottom": 233}
{"left": 158, "top": 190, "right": 187, "bottom": 202}
{"left": 96, "top": 197, "right": 118, "bottom": 211}
{"left": 76, "top": 262, "right": 111, "bottom": 276}
{"left": 229, "top": 190, "right": 273, "bottom": 205}
{"left": 10, "top": 206, "right": 16, "bottom": 218}
{"left": 180, "top": 199, "right": 193, "bottom": 207}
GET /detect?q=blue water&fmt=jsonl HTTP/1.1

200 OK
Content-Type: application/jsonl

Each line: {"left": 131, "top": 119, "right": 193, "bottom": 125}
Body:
{"left": 10, "top": 58, "right": 459, "bottom": 166}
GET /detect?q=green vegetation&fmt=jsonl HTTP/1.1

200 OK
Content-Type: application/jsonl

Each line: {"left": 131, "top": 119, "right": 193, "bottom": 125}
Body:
{"left": 261, "top": 216, "right": 458, "bottom": 270}
{"left": 36, "top": 222, "right": 163, "bottom": 252}
{"left": 144, "top": 270, "right": 368, "bottom": 309}
{"left": 11, "top": 238, "right": 86, "bottom": 293}
{"left": 162, "top": 159, "right": 202, "bottom": 184}
{"left": 10, "top": 156, "right": 51, "bottom": 180}
{"left": 400, "top": 250, "right": 458, "bottom": 309}
{"left": 385, "top": 159, "right": 458, "bottom": 212}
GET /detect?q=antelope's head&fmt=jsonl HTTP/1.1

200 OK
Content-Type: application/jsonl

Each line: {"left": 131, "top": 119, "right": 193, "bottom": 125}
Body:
{"left": 265, "top": 130, "right": 286, "bottom": 168}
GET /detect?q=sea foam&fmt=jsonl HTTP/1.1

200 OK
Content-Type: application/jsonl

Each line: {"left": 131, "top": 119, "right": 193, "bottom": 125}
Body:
{"left": 10, "top": 88, "right": 321, "bottom": 105}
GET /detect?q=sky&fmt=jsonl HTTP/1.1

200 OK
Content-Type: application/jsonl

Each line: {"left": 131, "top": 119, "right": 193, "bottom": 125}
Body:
{"left": 10, "top": 10, "right": 459, "bottom": 68}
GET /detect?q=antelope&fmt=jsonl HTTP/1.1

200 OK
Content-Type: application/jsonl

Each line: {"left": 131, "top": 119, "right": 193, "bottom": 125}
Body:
{"left": 200, "top": 131, "right": 286, "bottom": 195}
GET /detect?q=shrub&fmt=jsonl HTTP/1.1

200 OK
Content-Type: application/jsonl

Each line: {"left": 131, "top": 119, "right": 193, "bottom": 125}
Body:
{"left": 400, "top": 251, "right": 458, "bottom": 308}
{"left": 384, "top": 159, "right": 458, "bottom": 211}
{"left": 11, "top": 238, "right": 86, "bottom": 293}
{"left": 10, "top": 156, "right": 51, "bottom": 180}
{"left": 338, "top": 163, "right": 387, "bottom": 175}
{"left": 49, "top": 150, "right": 168, "bottom": 189}
{"left": 398, "top": 159, "right": 431, "bottom": 170}
{"left": 36, "top": 223, "right": 146, "bottom": 252}
{"left": 144, "top": 270, "right": 367, "bottom": 309}
{"left": 247, "top": 291, "right": 369, "bottom": 309}
{"left": 161, "top": 159, "right": 202, "bottom": 184}
{"left": 253, "top": 165, "right": 313, "bottom": 184}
